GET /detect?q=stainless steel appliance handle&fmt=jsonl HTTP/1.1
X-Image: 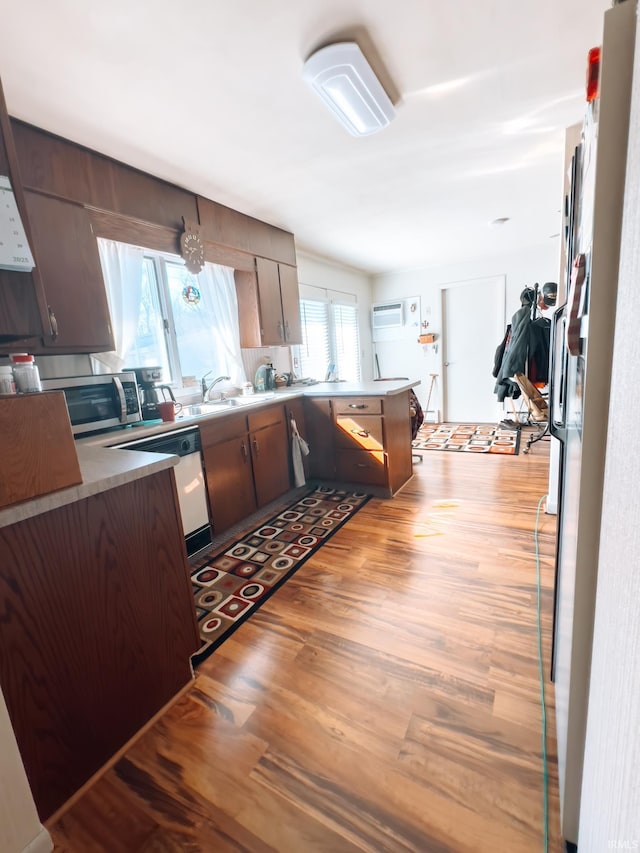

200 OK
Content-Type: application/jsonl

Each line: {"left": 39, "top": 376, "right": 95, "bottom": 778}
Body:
{"left": 548, "top": 303, "right": 566, "bottom": 441}
{"left": 112, "top": 376, "right": 127, "bottom": 422}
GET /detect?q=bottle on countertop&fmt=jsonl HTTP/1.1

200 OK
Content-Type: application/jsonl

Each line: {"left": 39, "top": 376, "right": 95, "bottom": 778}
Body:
{"left": 0, "top": 364, "right": 16, "bottom": 395}
{"left": 10, "top": 353, "right": 42, "bottom": 393}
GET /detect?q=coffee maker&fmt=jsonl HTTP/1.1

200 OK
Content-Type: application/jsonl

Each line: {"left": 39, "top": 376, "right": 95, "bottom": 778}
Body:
{"left": 129, "top": 366, "right": 176, "bottom": 421}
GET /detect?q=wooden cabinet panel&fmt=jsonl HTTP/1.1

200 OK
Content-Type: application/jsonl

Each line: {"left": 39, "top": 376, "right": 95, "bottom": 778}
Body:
{"left": 202, "top": 433, "right": 256, "bottom": 533}
{"left": 251, "top": 419, "right": 290, "bottom": 507}
{"left": 24, "top": 190, "right": 114, "bottom": 351}
{"left": 0, "top": 273, "right": 41, "bottom": 341}
{"left": 0, "top": 470, "right": 199, "bottom": 819}
{"left": 278, "top": 262, "right": 302, "bottom": 344}
{"left": 0, "top": 78, "right": 47, "bottom": 343}
{"left": 332, "top": 393, "right": 412, "bottom": 495}
{"left": 335, "top": 414, "right": 384, "bottom": 451}
{"left": 381, "top": 390, "right": 413, "bottom": 495}
{"left": 12, "top": 119, "right": 115, "bottom": 210}
{"left": 198, "top": 411, "right": 248, "bottom": 446}
{"left": 13, "top": 120, "right": 198, "bottom": 230}
{"left": 255, "top": 257, "right": 285, "bottom": 345}
{"left": 236, "top": 258, "right": 302, "bottom": 348}
{"left": 197, "top": 196, "right": 297, "bottom": 265}
{"left": 333, "top": 397, "right": 383, "bottom": 415}
{"left": 200, "top": 405, "right": 290, "bottom": 531}
{"left": 303, "top": 397, "right": 335, "bottom": 480}
{"left": 336, "top": 449, "right": 387, "bottom": 486}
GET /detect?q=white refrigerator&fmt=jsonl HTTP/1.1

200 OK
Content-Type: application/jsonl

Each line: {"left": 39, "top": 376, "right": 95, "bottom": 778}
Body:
{"left": 549, "top": 0, "right": 637, "bottom": 846}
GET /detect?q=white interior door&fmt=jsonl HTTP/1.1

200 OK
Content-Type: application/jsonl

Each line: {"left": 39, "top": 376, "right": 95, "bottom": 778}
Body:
{"left": 442, "top": 276, "right": 505, "bottom": 423}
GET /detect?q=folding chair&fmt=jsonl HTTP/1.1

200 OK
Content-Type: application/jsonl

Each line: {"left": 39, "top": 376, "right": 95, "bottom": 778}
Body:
{"left": 513, "top": 373, "right": 549, "bottom": 453}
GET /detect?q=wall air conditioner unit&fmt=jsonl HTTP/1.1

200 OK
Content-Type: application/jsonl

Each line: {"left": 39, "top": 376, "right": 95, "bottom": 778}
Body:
{"left": 372, "top": 301, "right": 404, "bottom": 331}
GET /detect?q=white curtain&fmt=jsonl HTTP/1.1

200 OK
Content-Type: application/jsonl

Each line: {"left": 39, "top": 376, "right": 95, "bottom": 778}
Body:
{"left": 91, "top": 238, "right": 145, "bottom": 373}
{"left": 197, "top": 262, "right": 247, "bottom": 386}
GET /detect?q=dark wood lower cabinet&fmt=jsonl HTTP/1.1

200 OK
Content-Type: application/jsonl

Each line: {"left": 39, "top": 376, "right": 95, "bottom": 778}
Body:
{"left": 0, "top": 469, "right": 199, "bottom": 820}
{"left": 250, "top": 420, "right": 290, "bottom": 506}
{"left": 200, "top": 405, "right": 292, "bottom": 536}
{"left": 303, "top": 397, "right": 336, "bottom": 480}
{"left": 202, "top": 433, "right": 257, "bottom": 532}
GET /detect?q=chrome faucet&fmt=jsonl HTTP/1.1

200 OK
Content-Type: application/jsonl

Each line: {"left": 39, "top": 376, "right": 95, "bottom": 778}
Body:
{"left": 201, "top": 373, "right": 231, "bottom": 402}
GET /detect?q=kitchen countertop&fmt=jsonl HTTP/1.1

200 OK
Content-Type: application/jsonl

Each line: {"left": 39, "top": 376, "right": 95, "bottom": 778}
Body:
{"left": 0, "top": 445, "right": 178, "bottom": 529}
{"left": 301, "top": 379, "right": 419, "bottom": 397}
{"left": 0, "top": 379, "right": 420, "bottom": 528}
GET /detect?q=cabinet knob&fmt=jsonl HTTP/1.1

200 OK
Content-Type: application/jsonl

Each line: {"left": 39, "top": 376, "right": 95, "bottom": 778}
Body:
{"left": 348, "top": 403, "right": 367, "bottom": 409}
{"left": 352, "top": 429, "right": 370, "bottom": 437}
{"left": 284, "top": 320, "right": 290, "bottom": 340}
{"left": 277, "top": 321, "right": 284, "bottom": 341}
{"left": 241, "top": 441, "right": 248, "bottom": 460}
{"left": 252, "top": 437, "right": 260, "bottom": 454}
{"left": 48, "top": 306, "right": 58, "bottom": 340}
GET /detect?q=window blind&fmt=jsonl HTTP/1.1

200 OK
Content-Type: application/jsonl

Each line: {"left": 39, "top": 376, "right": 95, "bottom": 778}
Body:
{"left": 332, "top": 303, "right": 361, "bottom": 381}
{"left": 298, "top": 299, "right": 331, "bottom": 380}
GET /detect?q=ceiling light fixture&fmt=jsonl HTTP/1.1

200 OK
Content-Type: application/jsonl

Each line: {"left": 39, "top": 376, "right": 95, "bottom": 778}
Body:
{"left": 303, "top": 42, "right": 396, "bottom": 136}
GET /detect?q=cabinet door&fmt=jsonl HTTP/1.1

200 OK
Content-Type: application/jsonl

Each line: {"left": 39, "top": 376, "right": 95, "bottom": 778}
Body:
{"left": 303, "top": 397, "right": 336, "bottom": 480}
{"left": 202, "top": 434, "right": 256, "bottom": 534}
{"left": 0, "top": 470, "right": 198, "bottom": 819}
{"left": 250, "top": 420, "right": 290, "bottom": 507}
{"left": 24, "top": 191, "right": 114, "bottom": 351}
{"left": 278, "top": 263, "right": 302, "bottom": 344}
{"left": 255, "top": 256, "right": 285, "bottom": 345}
{"left": 285, "top": 397, "right": 309, "bottom": 484}
{"left": 0, "top": 76, "right": 46, "bottom": 343}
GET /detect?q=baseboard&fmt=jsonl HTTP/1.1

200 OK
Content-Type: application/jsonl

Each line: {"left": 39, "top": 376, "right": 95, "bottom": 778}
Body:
{"left": 22, "top": 827, "right": 53, "bottom": 853}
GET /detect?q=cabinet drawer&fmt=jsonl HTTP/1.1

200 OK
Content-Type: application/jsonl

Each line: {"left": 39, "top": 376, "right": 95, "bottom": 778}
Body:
{"left": 335, "top": 415, "right": 384, "bottom": 451}
{"left": 336, "top": 449, "right": 387, "bottom": 486}
{"left": 333, "top": 397, "right": 382, "bottom": 415}
{"left": 199, "top": 411, "right": 248, "bottom": 447}
{"left": 248, "top": 402, "right": 284, "bottom": 432}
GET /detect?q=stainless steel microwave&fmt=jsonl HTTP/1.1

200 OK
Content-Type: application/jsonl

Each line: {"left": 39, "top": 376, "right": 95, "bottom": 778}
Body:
{"left": 40, "top": 372, "right": 142, "bottom": 435}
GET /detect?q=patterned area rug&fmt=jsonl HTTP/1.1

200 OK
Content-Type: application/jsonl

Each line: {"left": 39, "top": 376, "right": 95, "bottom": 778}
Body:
{"left": 412, "top": 423, "right": 521, "bottom": 455}
{"left": 190, "top": 487, "right": 371, "bottom": 666}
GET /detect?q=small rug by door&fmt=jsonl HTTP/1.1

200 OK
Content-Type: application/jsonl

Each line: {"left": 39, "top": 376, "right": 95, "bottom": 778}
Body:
{"left": 412, "top": 423, "right": 521, "bottom": 455}
{"left": 189, "top": 487, "right": 371, "bottom": 666}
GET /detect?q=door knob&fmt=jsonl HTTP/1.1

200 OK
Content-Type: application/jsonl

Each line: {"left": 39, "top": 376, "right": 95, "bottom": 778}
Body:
{"left": 444, "top": 362, "right": 450, "bottom": 366}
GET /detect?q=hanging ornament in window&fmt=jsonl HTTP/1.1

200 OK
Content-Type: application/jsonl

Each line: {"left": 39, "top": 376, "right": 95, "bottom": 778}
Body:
{"left": 182, "top": 283, "right": 201, "bottom": 305}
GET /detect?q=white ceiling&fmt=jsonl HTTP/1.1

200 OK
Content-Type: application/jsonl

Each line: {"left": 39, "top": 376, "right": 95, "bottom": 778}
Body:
{"left": 2, "top": 0, "right": 608, "bottom": 274}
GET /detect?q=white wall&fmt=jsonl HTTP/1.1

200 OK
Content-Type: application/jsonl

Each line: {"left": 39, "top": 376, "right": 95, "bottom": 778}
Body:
{"left": 372, "top": 242, "right": 559, "bottom": 410}
{"left": 0, "top": 686, "right": 52, "bottom": 853}
{"left": 578, "top": 16, "right": 640, "bottom": 846}
{"left": 296, "top": 250, "right": 374, "bottom": 380}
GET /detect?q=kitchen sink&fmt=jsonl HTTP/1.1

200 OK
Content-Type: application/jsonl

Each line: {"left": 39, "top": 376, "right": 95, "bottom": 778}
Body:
{"left": 182, "top": 392, "right": 276, "bottom": 417}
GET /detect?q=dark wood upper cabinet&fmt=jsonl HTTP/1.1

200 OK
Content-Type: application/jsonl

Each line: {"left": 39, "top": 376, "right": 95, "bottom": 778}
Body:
{"left": 235, "top": 257, "right": 302, "bottom": 347}
{"left": 12, "top": 120, "right": 199, "bottom": 230}
{"left": 0, "top": 73, "right": 302, "bottom": 351}
{"left": 24, "top": 191, "right": 114, "bottom": 352}
{"left": 278, "top": 262, "right": 302, "bottom": 344}
{"left": 197, "top": 196, "right": 297, "bottom": 266}
{"left": 0, "top": 76, "right": 48, "bottom": 343}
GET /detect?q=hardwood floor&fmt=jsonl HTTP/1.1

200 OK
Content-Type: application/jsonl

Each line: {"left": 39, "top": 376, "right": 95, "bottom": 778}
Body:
{"left": 48, "top": 432, "right": 561, "bottom": 852}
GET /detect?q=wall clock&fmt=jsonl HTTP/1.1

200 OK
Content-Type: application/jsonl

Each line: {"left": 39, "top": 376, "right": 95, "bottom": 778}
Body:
{"left": 180, "top": 218, "right": 205, "bottom": 274}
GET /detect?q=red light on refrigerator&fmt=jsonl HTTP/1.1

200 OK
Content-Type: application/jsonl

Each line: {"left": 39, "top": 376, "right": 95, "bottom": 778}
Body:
{"left": 587, "top": 46, "right": 601, "bottom": 102}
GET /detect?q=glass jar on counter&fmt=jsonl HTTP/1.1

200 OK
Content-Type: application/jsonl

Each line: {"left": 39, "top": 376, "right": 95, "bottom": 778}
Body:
{"left": 10, "top": 353, "right": 42, "bottom": 393}
{"left": 0, "top": 364, "right": 16, "bottom": 395}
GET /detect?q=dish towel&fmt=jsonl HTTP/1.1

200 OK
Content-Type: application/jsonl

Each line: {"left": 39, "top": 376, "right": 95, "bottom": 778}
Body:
{"left": 290, "top": 417, "right": 310, "bottom": 487}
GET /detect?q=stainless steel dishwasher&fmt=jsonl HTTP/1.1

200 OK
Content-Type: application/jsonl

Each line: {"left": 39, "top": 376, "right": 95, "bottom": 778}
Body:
{"left": 113, "top": 426, "right": 212, "bottom": 556}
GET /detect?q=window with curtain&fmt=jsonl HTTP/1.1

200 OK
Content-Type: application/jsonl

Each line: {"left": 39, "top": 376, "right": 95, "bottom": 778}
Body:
{"left": 96, "top": 238, "right": 246, "bottom": 389}
{"left": 295, "top": 288, "right": 361, "bottom": 382}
